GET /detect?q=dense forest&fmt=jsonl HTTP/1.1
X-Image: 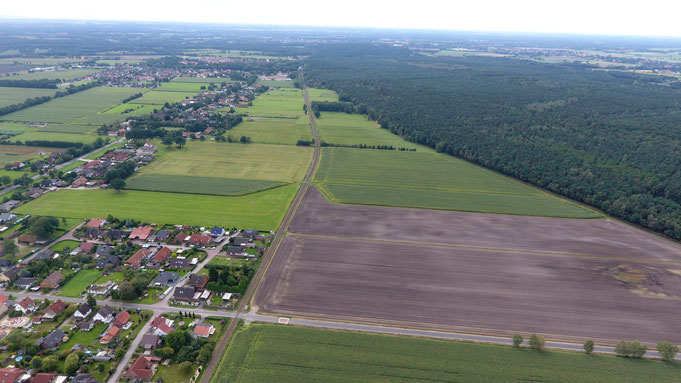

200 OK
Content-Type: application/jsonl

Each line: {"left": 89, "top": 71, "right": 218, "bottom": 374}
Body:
{"left": 305, "top": 49, "right": 681, "bottom": 240}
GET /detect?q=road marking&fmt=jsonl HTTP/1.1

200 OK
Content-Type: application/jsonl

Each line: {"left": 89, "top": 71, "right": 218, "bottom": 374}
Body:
{"left": 278, "top": 317, "right": 290, "bottom": 324}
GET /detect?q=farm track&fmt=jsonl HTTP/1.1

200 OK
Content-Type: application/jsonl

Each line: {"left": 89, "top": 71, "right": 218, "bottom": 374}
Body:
{"left": 199, "top": 70, "right": 321, "bottom": 383}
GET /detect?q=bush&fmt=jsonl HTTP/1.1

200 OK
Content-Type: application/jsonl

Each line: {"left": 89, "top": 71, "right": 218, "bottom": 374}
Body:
{"left": 583, "top": 339, "right": 594, "bottom": 354}
{"left": 528, "top": 334, "right": 545, "bottom": 350}
{"left": 512, "top": 334, "right": 523, "bottom": 348}
{"left": 179, "top": 361, "right": 193, "bottom": 375}
{"left": 657, "top": 341, "right": 679, "bottom": 362}
{"left": 615, "top": 340, "right": 647, "bottom": 358}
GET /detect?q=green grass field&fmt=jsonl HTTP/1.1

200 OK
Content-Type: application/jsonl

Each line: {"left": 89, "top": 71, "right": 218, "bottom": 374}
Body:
{"left": 129, "top": 90, "right": 196, "bottom": 105}
{"left": 50, "top": 240, "right": 81, "bottom": 252}
{"left": 139, "top": 142, "right": 312, "bottom": 184}
{"left": 15, "top": 185, "right": 299, "bottom": 230}
{"left": 315, "top": 148, "right": 598, "bottom": 218}
{"left": 157, "top": 81, "right": 218, "bottom": 92}
{"left": 227, "top": 117, "right": 312, "bottom": 145}
{"left": 38, "top": 124, "right": 98, "bottom": 134}
{"left": 59, "top": 323, "right": 107, "bottom": 352}
{"left": 0, "top": 145, "right": 56, "bottom": 166}
{"left": 13, "top": 130, "right": 98, "bottom": 143}
{"left": 126, "top": 174, "right": 286, "bottom": 196}
{"left": 0, "top": 87, "right": 57, "bottom": 108}
{"left": 58, "top": 269, "right": 103, "bottom": 297}
{"left": 307, "top": 88, "right": 338, "bottom": 102}
{"left": 255, "top": 79, "right": 295, "bottom": 88}
{"left": 213, "top": 324, "right": 681, "bottom": 383}
{"left": 103, "top": 103, "right": 160, "bottom": 115}
{"left": 236, "top": 88, "right": 304, "bottom": 118}
{"left": 1, "top": 87, "right": 143, "bottom": 123}
{"left": 316, "top": 112, "right": 417, "bottom": 148}
{"left": 172, "top": 76, "right": 234, "bottom": 83}
{"left": 3, "top": 68, "right": 99, "bottom": 81}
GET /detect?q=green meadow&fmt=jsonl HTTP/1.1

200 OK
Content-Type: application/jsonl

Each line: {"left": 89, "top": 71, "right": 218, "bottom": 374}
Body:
{"left": 227, "top": 117, "right": 312, "bottom": 145}
{"left": 307, "top": 87, "right": 338, "bottom": 102}
{"left": 316, "top": 112, "right": 417, "bottom": 148}
{"left": 15, "top": 185, "right": 299, "bottom": 230}
{"left": 1, "top": 87, "right": 143, "bottom": 123}
{"left": 213, "top": 324, "right": 681, "bottom": 383}
{"left": 315, "top": 148, "right": 598, "bottom": 218}
{"left": 0, "top": 87, "right": 57, "bottom": 108}
{"left": 236, "top": 88, "right": 304, "bottom": 118}
{"left": 104, "top": 103, "right": 160, "bottom": 115}
{"left": 129, "top": 90, "right": 196, "bottom": 105}
{"left": 58, "top": 269, "right": 102, "bottom": 297}
{"left": 125, "top": 174, "right": 285, "bottom": 196}
{"left": 3, "top": 68, "right": 99, "bottom": 81}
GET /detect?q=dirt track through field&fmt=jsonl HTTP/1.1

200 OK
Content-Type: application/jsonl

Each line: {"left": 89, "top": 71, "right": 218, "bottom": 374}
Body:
{"left": 255, "top": 186, "right": 681, "bottom": 345}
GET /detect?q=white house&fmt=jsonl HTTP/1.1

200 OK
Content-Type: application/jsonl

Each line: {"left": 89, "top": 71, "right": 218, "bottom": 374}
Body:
{"left": 93, "top": 306, "right": 115, "bottom": 323}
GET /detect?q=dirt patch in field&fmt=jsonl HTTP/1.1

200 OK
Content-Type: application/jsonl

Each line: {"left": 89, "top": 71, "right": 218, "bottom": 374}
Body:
{"left": 603, "top": 264, "right": 681, "bottom": 298}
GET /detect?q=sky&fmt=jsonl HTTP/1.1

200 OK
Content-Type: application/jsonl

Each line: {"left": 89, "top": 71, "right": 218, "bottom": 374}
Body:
{"left": 3, "top": 0, "right": 681, "bottom": 37}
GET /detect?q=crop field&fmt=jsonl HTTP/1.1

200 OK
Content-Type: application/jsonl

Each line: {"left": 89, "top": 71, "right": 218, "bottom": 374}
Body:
{"left": 37, "top": 124, "right": 98, "bottom": 134}
{"left": 15, "top": 185, "right": 300, "bottom": 230}
{"left": 3, "top": 68, "right": 99, "bottom": 81}
{"left": 315, "top": 147, "right": 597, "bottom": 217}
{"left": 13, "top": 130, "right": 98, "bottom": 143}
{"left": 126, "top": 174, "right": 285, "bottom": 196}
{"left": 236, "top": 88, "right": 304, "bottom": 118}
{"left": 255, "top": 79, "right": 295, "bottom": 87}
{"left": 139, "top": 142, "right": 312, "bottom": 184}
{"left": 213, "top": 324, "right": 680, "bottom": 383}
{"left": 1, "top": 87, "right": 142, "bottom": 123}
{"left": 103, "top": 103, "right": 160, "bottom": 115}
{"left": 172, "top": 77, "right": 233, "bottom": 83}
{"left": 129, "top": 90, "right": 196, "bottom": 105}
{"left": 307, "top": 87, "right": 338, "bottom": 102}
{"left": 255, "top": 187, "right": 681, "bottom": 344}
{"left": 0, "top": 87, "right": 57, "bottom": 107}
{"left": 0, "top": 145, "right": 57, "bottom": 165}
{"left": 157, "top": 81, "right": 218, "bottom": 92}
{"left": 227, "top": 117, "right": 312, "bottom": 145}
{"left": 316, "top": 112, "right": 417, "bottom": 148}
{"left": 58, "top": 269, "right": 102, "bottom": 297}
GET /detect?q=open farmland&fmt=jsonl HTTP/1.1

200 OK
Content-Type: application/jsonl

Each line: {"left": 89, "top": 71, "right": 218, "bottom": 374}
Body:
{"left": 236, "top": 88, "right": 304, "bottom": 118}
{"left": 255, "top": 187, "right": 681, "bottom": 345}
{"left": 227, "top": 117, "right": 312, "bottom": 145}
{"left": 0, "top": 145, "right": 57, "bottom": 166}
{"left": 37, "top": 124, "right": 98, "bottom": 134}
{"left": 307, "top": 87, "right": 338, "bottom": 102}
{"left": 15, "top": 185, "right": 299, "bottom": 230}
{"left": 2, "top": 68, "right": 99, "bottom": 81}
{"left": 316, "top": 112, "right": 418, "bottom": 148}
{"left": 0, "top": 87, "right": 57, "bottom": 107}
{"left": 136, "top": 141, "right": 312, "bottom": 183}
{"left": 103, "top": 103, "right": 160, "bottom": 115}
{"left": 1, "top": 86, "right": 143, "bottom": 123}
{"left": 213, "top": 324, "right": 681, "bottom": 383}
{"left": 315, "top": 147, "right": 596, "bottom": 217}
{"left": 12, "top": 130, "right": 99, "bottom": 143}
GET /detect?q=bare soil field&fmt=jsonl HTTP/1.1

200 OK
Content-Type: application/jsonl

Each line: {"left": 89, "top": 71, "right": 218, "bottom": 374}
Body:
{"left": 255, "top": 187, "right": 681, "bottom": 344}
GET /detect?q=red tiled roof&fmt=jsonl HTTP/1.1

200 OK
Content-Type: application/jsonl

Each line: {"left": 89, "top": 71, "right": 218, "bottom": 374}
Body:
{"left": 129, "top": 226, "right": 154, "bottom": 240}
{"left": 0, "top": 295, "right": 8, "bottom": 306}
{"left": 125, "top": 249, "right": 150, "bottom": 267}
{"left": 153, "top": 247, "right": 172, "bottom": 262}
{"left": 80, "top": 242, "right": 95, "bottom": 252}
{"left": 114, "top": 311, "right": 130, "bottom": 327}
{"left": 29, "top": 372, "right": 55, "bottom": 383}
{"left": 126, "top": 356, "right": 158, "bottom": 380}
{"left": 187, "top": 234, "right": 211, "bottom": 245}
{"left": 87, "top": 218, "right": 105, "bottom": 228}
{"left": 0, "top": 367, "right": 25, "bottom": 383}
{"left": 193, "top": 324, "right": 213, "bottom": 337}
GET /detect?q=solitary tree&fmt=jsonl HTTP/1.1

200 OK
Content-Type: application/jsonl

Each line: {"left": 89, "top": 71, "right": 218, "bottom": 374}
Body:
{"left": 111, "top": 178, "right": 126, "bottom": 193}
{"left": 657, "top": 341, "right": 679, "bottom": 362}
{"left": 583, "top": 339, "right": 594, "bottom": 354}
{"left": 179, "top": 361, "right": 192, "bottom": 375}
{"left": 174, "top": 136, "right": 186, "bottom": 148}
{"left": 512, "top": 334, "right": 523, "bottom": 348}
{"left": 528, "top": 334, "right": 545, "bottom": 350}
{"left": 86, "top": 294, "right": 97, "bottom": 308}
{"left": 3, "top": 240, "right": 18, "bottom": 257}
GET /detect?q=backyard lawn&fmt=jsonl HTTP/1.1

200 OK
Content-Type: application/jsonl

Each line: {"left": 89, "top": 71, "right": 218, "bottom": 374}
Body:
{"left": 58, "top": 269, "right": 102, "bottom": 297}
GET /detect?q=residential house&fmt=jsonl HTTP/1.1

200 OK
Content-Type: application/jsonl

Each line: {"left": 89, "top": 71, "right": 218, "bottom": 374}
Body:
{"left": 86, "top": 218, "right": 106, "bottom": 229}
{"left": 17, "top": 234, "right": 37, "bottom": 245}
{"left": 188, "top": 274, "right": 208, "bottom": 289}
{"left": 102, "top": 229, "right": 124, "bottom": 241}
{"left": 153, "top": 246, "right": 173, "bottom": 263}
{"left": 149, "top": 316, "right": 175, "bottom": 336}
{"left": 36, "top": 329, "right": 66, "bottom": 349}
{"left": 129, "top": 226, "right": 154, "bottom": 241}
{"left": 29, "top": 372, "right": 57, "bottom": 383}
{"left": 113, "top": 311, "right": 130, "bottom": 328}
{"left": 95, "top": 245, "right": 114, "bottom": 258}
{"left": 227, "top": 246, "right": 248, "bottom": 257}
{"left": 0, "top": 267, "right": 20, "bottom": 282}
{"left": 77, "top": 320, "right": 94, "bottom": 331}
{"left": 0, "top": 213, "right": 16, "bottom": 224}
{"left": 193, "top": 323, "right": 215, "bottom": 338}
{"left": 137, "top": 142, "right": 158, "bottom": 154}
{"left": 93, "top": 306, "right": 115, "bottom": 323}
{"left": 125, "top": 249, "right": 150, "bottom": 268}
{"left": 87, "top": 280, "right": 115, "bottom": 296}
{"left": 40, "top": 271, "right": 64, "bottom": 290}
{"left": 242, "top": 228, "right": 259, "bottom": 239}
{"left": 14, "top": 277, "right": 37, "bottom": 289}
{"left": 187, "top": 234, "right": 211, "bottom": 246}
{"left": 167, "top": 257, "right": 190, "bottom": 270}
{"left": 33, "top": 249, "right": 55, "bottom": 262}
{"left": 79, "top": 242, "right": 95, "bottom": 254}
{"left": 42, "top": 300, "right": 67, "bottom": 321}
{"left": 233, "top": 237, "right": 251, "bottom": 246}
{"left": 140, "top": 334, "right": 161, "bottom": 350}
{"left": 14, "top": 297, "right": 35, "bottom": 314}
{"left": 0, "top": 200, "right": 20, "bottom": 212}
{"left": 125, "top": 356, "right": 160, "bottom": 380}
{"left": 210, "top": 227, "right": 225, "bottom": 237}
{"left": 100, "top": 325, "right": 121, "bottom": 345}
{"left": 151, "top": 272, "right": 178, "bottom": 287}
{"left": 74, "top": 304, "right": 92, "bottom": 320}
{"left": 172, "top": 232, "right": 187, "bottom": 244}
{"left": 0, "top": 294, "right": 7, "bottom": 307}
{"left": 96, "top": 255, "right": 120, "bottom": 269}
{"left": 0, "top": 259, "right": 11, "bottom": 269}
{"left": 85, "top": 227, "right": 101, "bottom": 239}
{"left": 153, "top": 229, "right": 170, "bottom": 242}
{"left": 71, "top": 177, "right": 88, "bottom": 188}
{"left": 173, "top": 286, "right": 196, "bottom": 302}
{"left": 0, "top": 367, "right": 25, "bottom": 383}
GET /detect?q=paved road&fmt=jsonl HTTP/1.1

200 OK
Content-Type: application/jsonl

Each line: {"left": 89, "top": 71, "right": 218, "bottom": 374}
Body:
{"left": 197, "top": 69, "right": 322, "bottom": 383}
